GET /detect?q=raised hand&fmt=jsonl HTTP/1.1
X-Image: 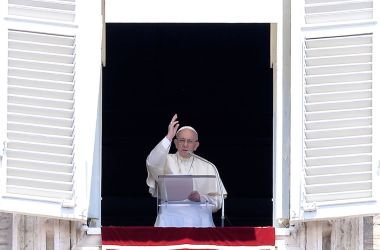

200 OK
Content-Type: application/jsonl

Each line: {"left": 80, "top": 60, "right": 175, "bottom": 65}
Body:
{"left": 166, "top": 114, "right": 180, "bottom": 141}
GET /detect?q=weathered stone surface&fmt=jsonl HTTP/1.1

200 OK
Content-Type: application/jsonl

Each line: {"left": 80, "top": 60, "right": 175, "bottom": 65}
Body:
{"left": 0, "top": 212, "right": 100, "bottom": 250}
{"left": 0, "top": 213, "right": 12, "bottom": 250}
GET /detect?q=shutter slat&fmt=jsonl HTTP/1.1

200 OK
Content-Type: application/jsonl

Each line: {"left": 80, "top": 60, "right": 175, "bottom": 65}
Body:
{"left": 8, "top": 85, "right": 74, "bottom": 100}
{"left": 305, "top": 190, "right": 371, "bottom": 202}
{"left": 9, "top": 67, "right": 74, "bottom": 82}
{"left": 8, "top": 112, "right": 73, "bottom": 127}
{"left": 306, "top": 63, "right": 371, "bottom": 75}
{"left": 8, "top": 103, "right": 74, "bottom": 118}
{"left": 8, "top": 4, "right": 75, "bottom": 22}
{"left": 305, "top": 126, "right": 371, "bottom": 139}
{"left": 305, "top": 172, "right": 371, "bottom": 184}
{"left": 306, "top": 1, "right": 372, "bottom": 14}
{"left": 8, "top": 167, "right": 73, "bottom": 182}
{"left": 8, "top": 94, "right": 74, "bottom": 109}
{"left": 306, "top": 108, "right": 371, "bottom": 121}
{"left": 305, "top": 135, "right": 371, "bottom": 148}
{"left": 8, "top": 158, "right": 72, "bottom": 173}
{"left": 8, "top": 141, "right": 73, "bottom": 155}
{"left": 305, "top": 0, "right": 373, "bottom": 24}
{"left": 305, "top": 154, "right": 372, "bottom": 167}
{"left": 305, "top": 162, "right": 372, "bottom": 175}
{"left": 305, "top": 99, "right": 371, "bottom": 112}
{"left": 305, "top": 144, "right": 371, "bottom": 157}
{"left": 305, "top": 71, "right": 372, "bottom": 84}
{"left": 8, "top": 131, "right": 73, "bottom": 146}
{"left": 8, "top": 76, "right": 74, "bottom": 91}
{"left": 9, "top": 49, "right": 74, "bottom": 64}
{"left": 6, "top": 186, "right": 72, "bottom": 199}
{"left": 9, "top": 0, "right": 75, "bottom": 11}
{"left": 306, "top": 54, "right": 371, "bottom": 66}
{"left": 9, "top": 39, "right": 75, "bottom": 55}
{"left": 305, "top": 181, "right": 371, "bottom": 193}
{"left": 306, "top": 34, "right": 372, "bottom": 48}
{"left": 8, "top": 122, "right": 73, "bottom": 136}
{"left": 305, "top": 81, "right": 371, "bottom": 94}
{"left": 306, "top": 10, "right": 373, "bottom": 24}
{"left": 306, "top": 90, "right": 370, "bottom": 102}
{"left": 7, "top": 149, "right": 73, "bottom": 164}
{"left": 305, "top": 117, "right": 371, "bottom": 130}
{"left": 7, "top": 176, "right": 72, "bottom": 191}
{"left": 9, "top": 30, "right": 74, "bottom": 46}
{"left": 9, "top": 58, "right": 74, "bottom": 73}
{"left": 305, "top": 44, "right": 372, "bottom": 57}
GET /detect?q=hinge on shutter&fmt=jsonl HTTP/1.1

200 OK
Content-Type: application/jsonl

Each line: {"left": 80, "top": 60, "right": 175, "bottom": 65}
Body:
{"left": 303, "top": 202, "right": 317, "bottom": 212}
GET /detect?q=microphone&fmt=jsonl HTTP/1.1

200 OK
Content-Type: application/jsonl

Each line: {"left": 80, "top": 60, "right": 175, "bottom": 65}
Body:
{"left": 189, "top": 152, "right": 226, "bottom": 227}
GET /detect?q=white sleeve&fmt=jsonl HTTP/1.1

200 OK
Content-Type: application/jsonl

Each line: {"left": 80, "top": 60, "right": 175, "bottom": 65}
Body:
{"left": 199, "top": 173, "right": 227, "bottom": 213}
{"left": 200, "top": 193, "right": 224, "bottom": 213}
{"left": 146, "top": 137, "right": 171, "bottom": 196}
{"left": 146, "top": 137, "right": 171, "bottom": 168}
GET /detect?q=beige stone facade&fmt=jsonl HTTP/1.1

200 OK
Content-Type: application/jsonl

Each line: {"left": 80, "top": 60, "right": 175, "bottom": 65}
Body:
{"left": 0, "top": 213, "right": 100, "bottom": 250}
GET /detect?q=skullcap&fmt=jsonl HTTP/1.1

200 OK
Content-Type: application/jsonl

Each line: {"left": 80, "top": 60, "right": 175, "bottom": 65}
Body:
{"left": 176, "top": 126, "right": 198, "bottom": 135}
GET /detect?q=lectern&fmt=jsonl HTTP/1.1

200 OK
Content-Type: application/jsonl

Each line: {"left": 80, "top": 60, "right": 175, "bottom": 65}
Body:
{"left": 155, "top": 175, "right": 217, "bottom": 227}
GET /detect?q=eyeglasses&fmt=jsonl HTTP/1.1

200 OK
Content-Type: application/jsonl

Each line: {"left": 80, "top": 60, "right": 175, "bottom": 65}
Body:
{"left": 177, "top": 138, "right": 198, "bottom": 144}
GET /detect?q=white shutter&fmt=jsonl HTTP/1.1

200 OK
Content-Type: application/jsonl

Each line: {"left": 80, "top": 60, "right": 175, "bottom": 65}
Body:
{"left": 7, "top": 29, "right": 76, "bottom": 201}
{"left": 0, "top": 0, "right": 102, "bottom": 220}
{"left": 303, "top": 34, "right": 373, "bottom": 204}
{"left": 290, "top": 0, "right": 380, "bottom": 221}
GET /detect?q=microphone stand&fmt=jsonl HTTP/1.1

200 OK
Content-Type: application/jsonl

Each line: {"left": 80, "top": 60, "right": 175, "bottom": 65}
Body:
{"left": 190, "top": 152, "right": 225, "bottom": 227}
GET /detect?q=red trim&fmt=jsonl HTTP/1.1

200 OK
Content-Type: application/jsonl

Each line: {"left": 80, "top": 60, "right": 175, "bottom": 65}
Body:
{"left": 102, "top": 226, "right": 275, "bottom": 246}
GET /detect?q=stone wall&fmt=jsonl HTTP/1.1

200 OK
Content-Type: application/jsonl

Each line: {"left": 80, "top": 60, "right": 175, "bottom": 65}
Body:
{"left": 0, "top": 212, "right": 100, "bottom": 250}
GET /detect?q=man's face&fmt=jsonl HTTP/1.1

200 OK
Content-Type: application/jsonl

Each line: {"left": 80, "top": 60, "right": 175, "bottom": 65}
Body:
{"left": 174, "top": 129, "right": 199, "bottom": 158}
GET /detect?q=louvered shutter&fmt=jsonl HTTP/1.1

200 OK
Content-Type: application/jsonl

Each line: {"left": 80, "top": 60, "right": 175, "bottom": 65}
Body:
{"left": 7, "top": 29, "right": 75, "bottom": 201}
{"left": 290, "top": 0, "right": 380, "bottom": 221}
{"left": 0, "top": 0, "right": 102, "bottom": 220}
{"left": 304, "top": 33, "right": 373, "bottom": 202}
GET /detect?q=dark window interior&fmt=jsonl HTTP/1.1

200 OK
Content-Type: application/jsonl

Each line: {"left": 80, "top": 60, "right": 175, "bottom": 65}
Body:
{"left": 102, "top": 23, "right": 273, "bottom": 227}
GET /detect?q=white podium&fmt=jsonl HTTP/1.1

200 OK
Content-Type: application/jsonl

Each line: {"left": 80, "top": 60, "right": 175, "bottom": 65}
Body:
{"left": 155, "top": 175, "right": 217, "bottom": 227}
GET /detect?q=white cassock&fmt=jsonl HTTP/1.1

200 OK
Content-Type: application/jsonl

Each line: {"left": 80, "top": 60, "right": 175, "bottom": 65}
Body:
{"left": 146, "top": 137, "right": 227, "bottom": 227}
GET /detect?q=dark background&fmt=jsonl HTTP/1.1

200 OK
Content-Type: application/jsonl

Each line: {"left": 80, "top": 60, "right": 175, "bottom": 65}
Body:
{"left": 102, "top": 23, "right": 273, "bottom": 227}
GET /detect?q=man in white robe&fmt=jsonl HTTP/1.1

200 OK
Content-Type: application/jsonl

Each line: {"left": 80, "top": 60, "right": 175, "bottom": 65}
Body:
{"left": 146, "top": 114, "right": 227, "bottom": 227}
